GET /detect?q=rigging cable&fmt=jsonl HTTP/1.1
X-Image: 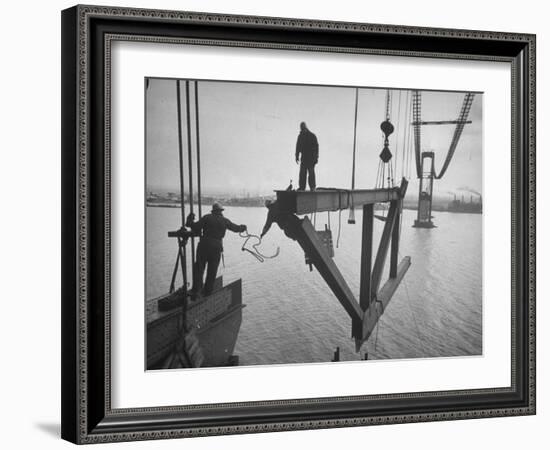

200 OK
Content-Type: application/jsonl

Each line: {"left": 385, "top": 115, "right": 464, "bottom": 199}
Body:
{"left": 185, "top": 81, "right": 196, "bottom": 267}
{"left": 348, "top": 88, "right": 360, "bottom": 224}
{"left": 379, "top": 90, "right": 395, "bottom": 189}
{"left": 351, "top": 87, "right": 360, "bottom": 190}
{"left": 337, "top": 209, "right": 342, "bottom": 248}
{"left": 175, "top": 80, "right": 188, "bottom": 293}
{"left": 401, "top": 91, "right": 408, "bottom": 179}
{"left": 373, "top": 306, "right": 382, "bottom": 352}
{"left": 405, "top": 91, "right": 413, "bottom": 179}
{"left": 405, "top": 91, "right": 410, "bottom": 179}
{"left": 194, "top": 81, "right": 203, "bottom": 219}
{"left": 393, "top": 90, "right": 402, "bottom": 184}
{"left": 337, "top": 189, "right": 346, "bottom": 248}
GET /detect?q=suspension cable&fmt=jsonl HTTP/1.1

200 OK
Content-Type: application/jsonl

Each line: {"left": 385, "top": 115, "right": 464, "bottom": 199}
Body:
{"left": 433, "top": 93, "right": 476, "bottom": 179}
{"left": 412, "top": 90, "right": 423, "bottom": 178}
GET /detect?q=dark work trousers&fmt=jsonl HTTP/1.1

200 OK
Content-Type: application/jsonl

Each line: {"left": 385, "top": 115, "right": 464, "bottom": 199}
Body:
{"left": 193, "top": 238, "right": 222, "bottom": 295}
{"left": 298, "top": 163, "right": 316, "bottom": 190}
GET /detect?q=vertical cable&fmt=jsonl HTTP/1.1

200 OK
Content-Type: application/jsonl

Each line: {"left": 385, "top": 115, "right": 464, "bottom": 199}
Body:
{"left": 176, "top": 80, "right": 188, "bottom": 290}
{"left": 194, "top": 81, "right": 203, "bottom": 219}
{"left": 394, "top": 90, "right": 402, "bottom": 182}
{"left": 408, "top": 90, "right": 412, "bottom": 176}
{"left": 348, "top": 88, "right": 359, "bottom": 224}
{"left": 351, "top": 87, "right": 359, "bottom": 190}
{"left": 185, "top": 81, "right": 195, "bottom": 266}
{"left": 402, "top": 91, "right": 409, "bottom": 179}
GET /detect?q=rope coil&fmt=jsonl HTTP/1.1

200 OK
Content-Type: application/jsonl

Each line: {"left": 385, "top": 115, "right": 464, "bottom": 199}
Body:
{"left": 239, "top": 231, "right": 280, "bottom": 263}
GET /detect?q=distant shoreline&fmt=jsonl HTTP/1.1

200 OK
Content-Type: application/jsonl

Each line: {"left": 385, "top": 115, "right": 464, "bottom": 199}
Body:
{"left": 146, "top": 202, "right": 264, "bottom": 209}
{"left": 147, "top": 203, "right": 482, "bottom": 214}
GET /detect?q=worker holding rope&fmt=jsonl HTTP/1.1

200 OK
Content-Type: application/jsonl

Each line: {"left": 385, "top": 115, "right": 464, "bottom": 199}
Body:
{"left": 186, "top": 203, "right": 247, "bottom": 297}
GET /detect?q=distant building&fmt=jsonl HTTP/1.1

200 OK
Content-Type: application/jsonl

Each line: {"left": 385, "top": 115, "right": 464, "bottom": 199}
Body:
{"left": 447, "top": 194, "right": 482, "bottom": 214}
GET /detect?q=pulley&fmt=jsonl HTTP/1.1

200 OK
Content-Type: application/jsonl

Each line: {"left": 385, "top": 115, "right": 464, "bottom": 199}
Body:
{"left": 379, "top": 119, "right": 394, "bottom": 163}
{"left": 381, "top": 119, "right": 394, "bottom": 137}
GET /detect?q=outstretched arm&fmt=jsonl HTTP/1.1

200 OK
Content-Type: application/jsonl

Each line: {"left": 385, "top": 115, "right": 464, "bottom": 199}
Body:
{"left": 261, "top": 218, "right": 273, "bottom": 238}
{"left": 225, "top": 218, "right": 247, "bottom": 233}
{"left": 261, "top": 208, "right": 276, "bottom": 237}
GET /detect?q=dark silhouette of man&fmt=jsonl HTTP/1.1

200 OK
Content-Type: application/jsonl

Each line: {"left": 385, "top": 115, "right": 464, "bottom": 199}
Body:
{"left": 295, "top": 122, "right": 319, "bottom": 191}
{"left": 186, "top": 203, "right": 247, "bottom": 296}
{"left": 260, "top": 199, "right": 301, "bottom": 241}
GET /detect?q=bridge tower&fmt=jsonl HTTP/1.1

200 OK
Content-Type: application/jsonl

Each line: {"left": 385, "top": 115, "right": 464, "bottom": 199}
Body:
{"left": 414, "top": 151, "right": 436, "bottom": 228}
{"left": 411, "top": 91, "right": 475, "bottom": 228}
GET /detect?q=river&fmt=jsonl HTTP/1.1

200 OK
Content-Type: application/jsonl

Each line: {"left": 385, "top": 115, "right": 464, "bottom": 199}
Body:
{"left": 146, "top": 205, "right": 482, "bottom": 365}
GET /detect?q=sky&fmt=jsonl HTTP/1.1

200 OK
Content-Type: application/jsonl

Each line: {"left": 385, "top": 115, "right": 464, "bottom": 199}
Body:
{"left": 146, "top": 78, "right": 482, "bottom": 200}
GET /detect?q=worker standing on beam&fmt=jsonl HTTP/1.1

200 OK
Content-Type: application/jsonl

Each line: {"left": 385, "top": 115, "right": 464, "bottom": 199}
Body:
{"left": 186, "top": 203, "right": 247, "bottom": 296}
{"left": 295, "top": 122, "right": 319, "bottom": 191}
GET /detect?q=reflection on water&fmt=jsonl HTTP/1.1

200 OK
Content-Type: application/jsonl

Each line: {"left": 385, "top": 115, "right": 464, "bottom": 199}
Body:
{"left": 146, "top": 205, "right": 482, "bottom": 365}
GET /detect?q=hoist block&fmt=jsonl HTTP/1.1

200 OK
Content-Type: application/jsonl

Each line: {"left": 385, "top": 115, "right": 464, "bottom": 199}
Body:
{"left": 379, "top": 145, "right": 392, "bottom": 163}
{"left": 380, "top": 119, "right": 394, "bottom": 137}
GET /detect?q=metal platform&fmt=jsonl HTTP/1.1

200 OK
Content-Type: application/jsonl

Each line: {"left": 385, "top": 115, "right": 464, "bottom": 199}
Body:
{"left": 275, "top": 187, "right": 401, "bottom": 215}
{"left": 273, "top": 178, "right": 411, "bottom": 351}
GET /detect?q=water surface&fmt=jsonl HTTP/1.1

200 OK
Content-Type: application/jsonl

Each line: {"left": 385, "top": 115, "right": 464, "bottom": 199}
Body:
{"left": 146, "top": 205, "right": 482, "bottom": 365}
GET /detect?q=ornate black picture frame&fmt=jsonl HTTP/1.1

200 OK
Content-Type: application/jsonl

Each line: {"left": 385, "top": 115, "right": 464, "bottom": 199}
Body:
{"left": 61, "top": 4, "right": 536, "bottom": 444}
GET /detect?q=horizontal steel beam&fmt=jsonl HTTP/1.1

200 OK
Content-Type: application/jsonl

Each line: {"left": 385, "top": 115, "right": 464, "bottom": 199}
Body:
{"left": 276, "top": 187, "right": 400, "bottom": 215}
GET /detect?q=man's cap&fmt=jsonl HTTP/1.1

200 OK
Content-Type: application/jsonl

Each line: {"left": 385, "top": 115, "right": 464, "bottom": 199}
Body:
{"left": 212, "top": 202, "right": 224, "bottom": 212}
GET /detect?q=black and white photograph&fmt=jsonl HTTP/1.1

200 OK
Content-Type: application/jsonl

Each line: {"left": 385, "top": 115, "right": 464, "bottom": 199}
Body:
{"left": 145, "top": 78, "right": 483, "bottom": 370}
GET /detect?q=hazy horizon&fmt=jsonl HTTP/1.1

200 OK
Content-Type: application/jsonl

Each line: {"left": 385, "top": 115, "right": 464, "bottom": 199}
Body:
{"left": 146, "top": 79, "right": 482, "bottom": 199}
